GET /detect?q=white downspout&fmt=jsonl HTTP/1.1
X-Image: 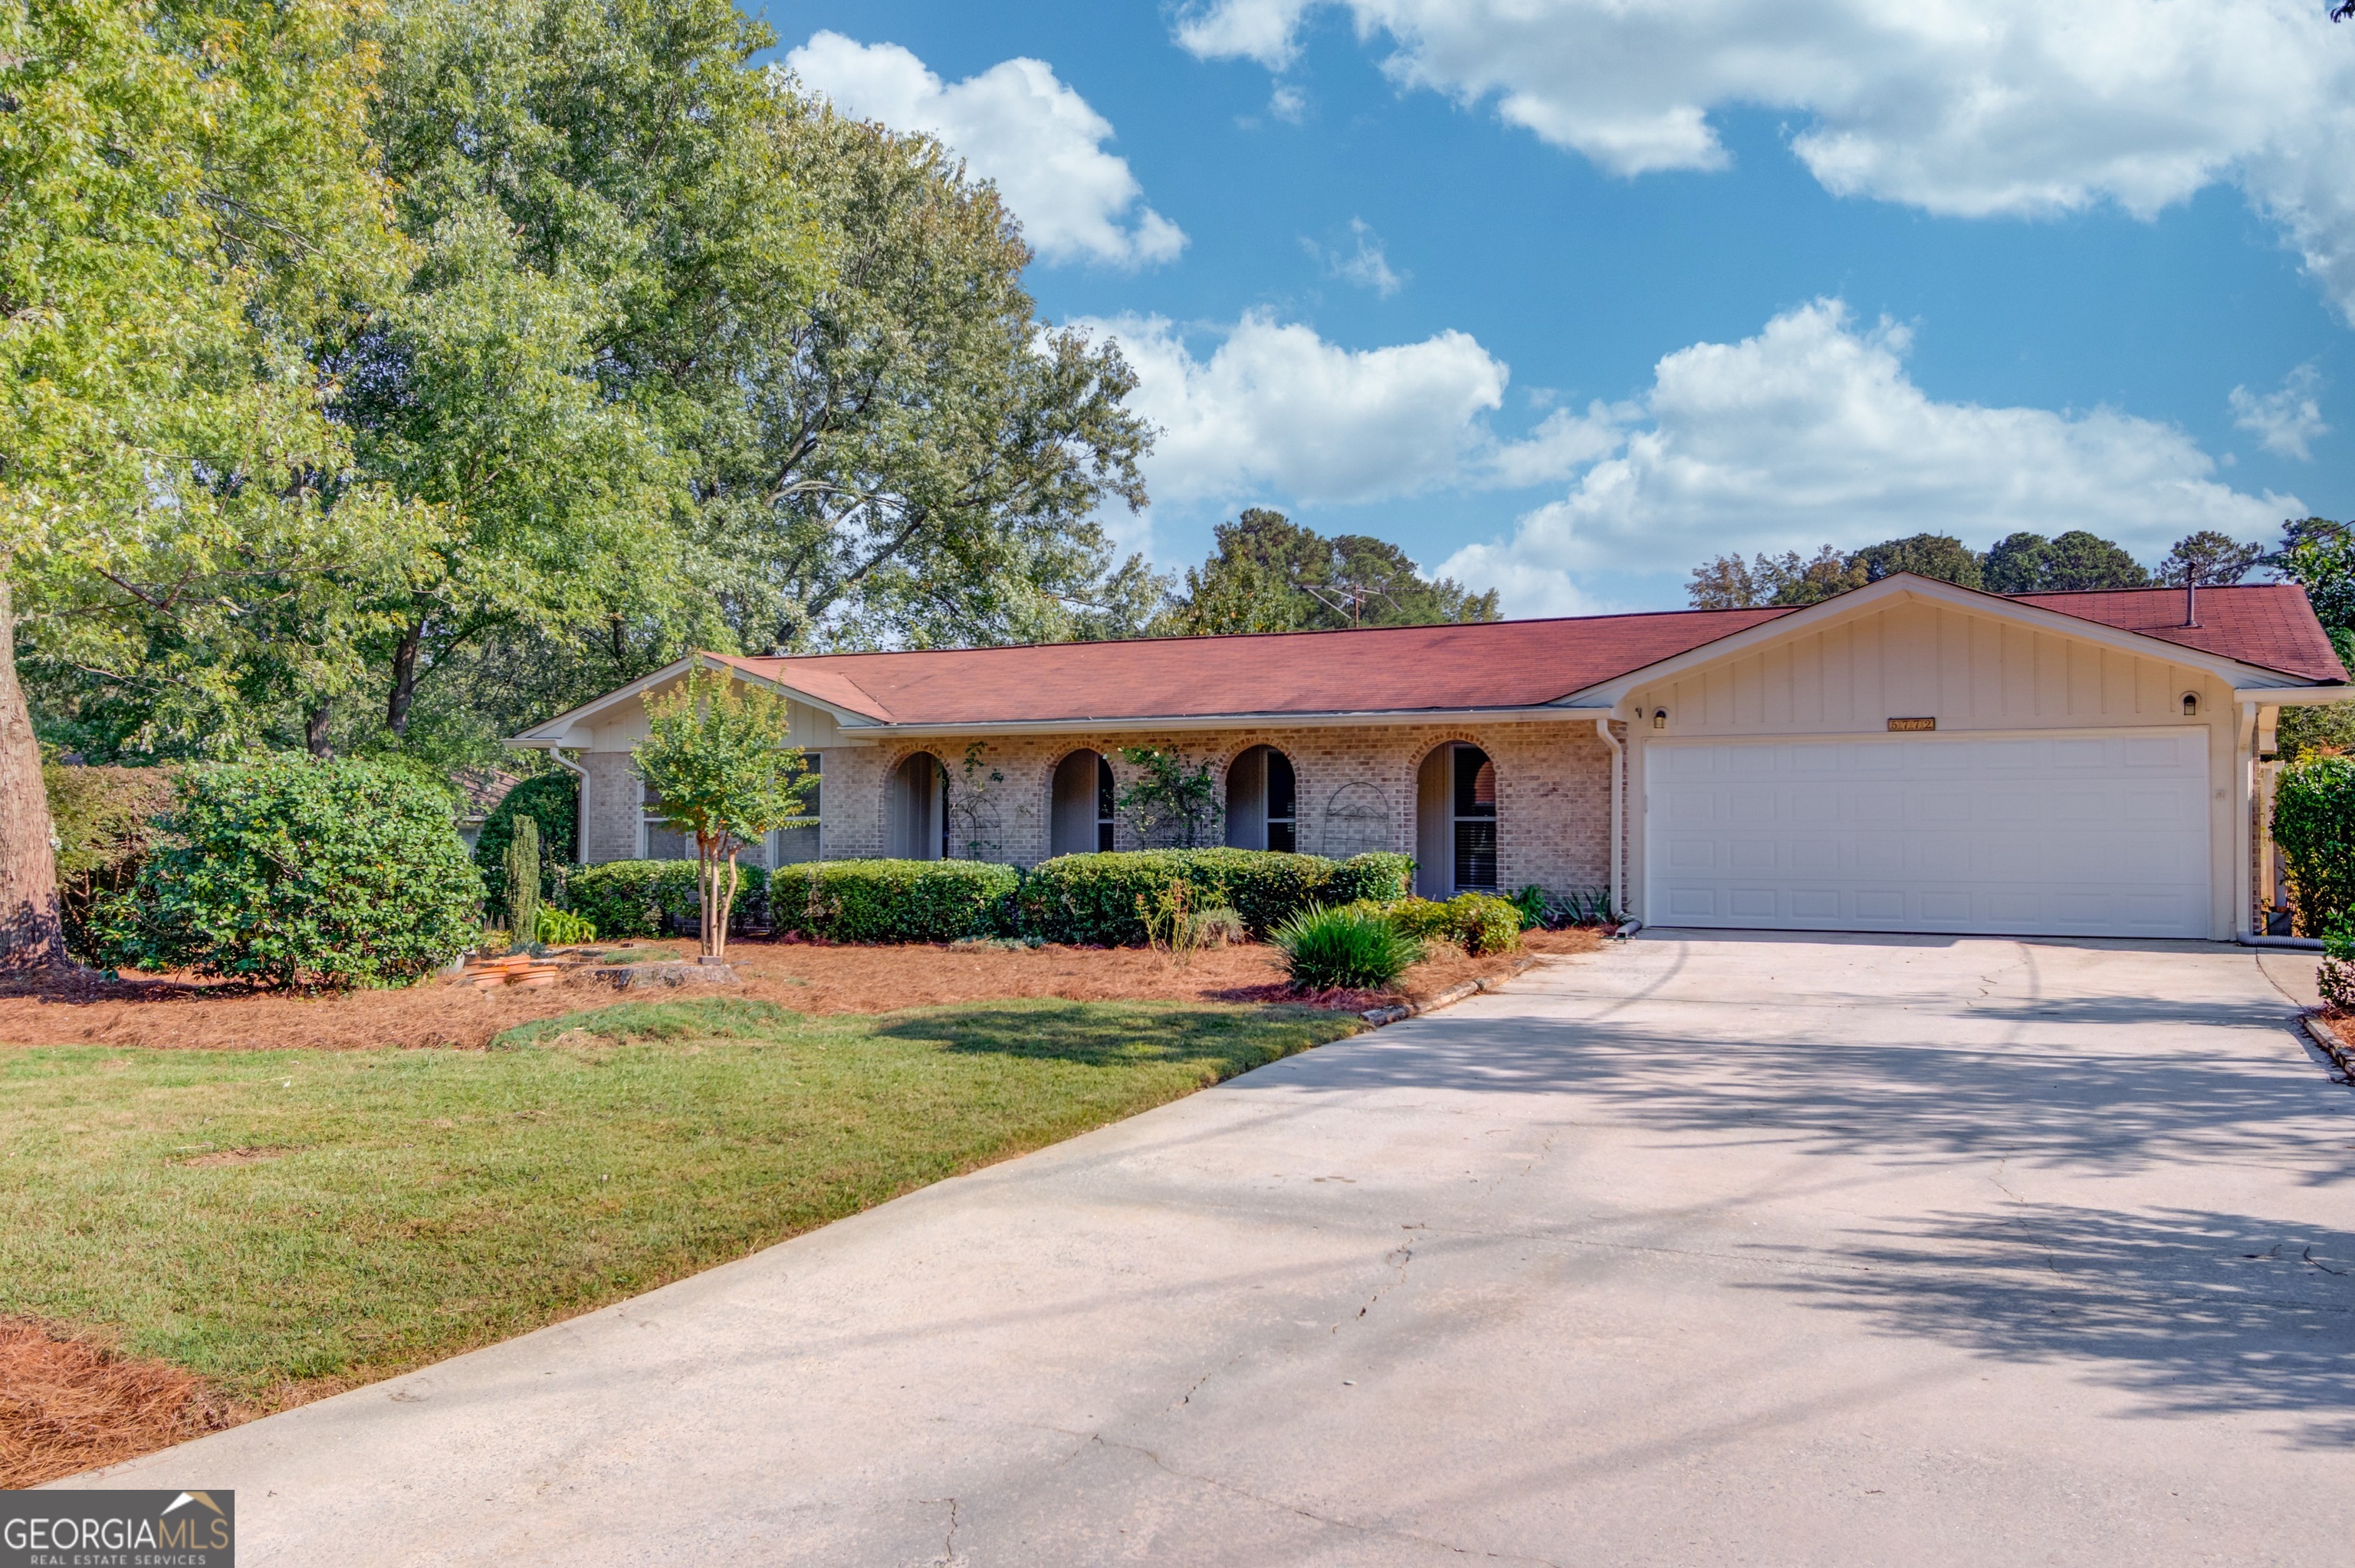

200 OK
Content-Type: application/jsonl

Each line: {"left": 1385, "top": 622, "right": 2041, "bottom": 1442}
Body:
{"left": 2235, "top": 700, "right": 2257, "bottom": 943}
{"left": 1595, "top": 714, "right": 1624, "bottom": 921}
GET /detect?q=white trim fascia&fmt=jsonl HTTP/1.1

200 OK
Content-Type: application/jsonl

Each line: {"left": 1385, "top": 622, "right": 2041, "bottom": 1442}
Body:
{"left": 505, "top": 653, "right": 888, "bottom": 747}
{"left": 857, "top": 706, "right": 1618, "bottom": 739}
{"left": 2233, "top": 685, "right": 2355, "bottom": 705}
{"left": 1557, "top": 576, "right": 2334, "bottom": 705}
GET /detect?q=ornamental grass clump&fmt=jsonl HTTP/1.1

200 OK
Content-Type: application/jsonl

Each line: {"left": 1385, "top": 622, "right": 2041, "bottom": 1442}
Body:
{"left": 1269, "top": 905, "right": 1422, "bottom": 992}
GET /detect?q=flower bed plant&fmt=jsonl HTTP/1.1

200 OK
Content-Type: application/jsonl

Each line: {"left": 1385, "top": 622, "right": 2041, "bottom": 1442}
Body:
{"left": 1342, "top": 893, "right": 1525, "bottom": 956}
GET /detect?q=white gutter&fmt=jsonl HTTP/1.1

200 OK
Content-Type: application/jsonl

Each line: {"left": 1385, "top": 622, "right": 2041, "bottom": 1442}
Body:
{"left": 2232, "top": 686, "right": 2355, "bottom": 704}
{"left": 824, "top": 705, "right": 1617, "bottom": 740}
{"left": 1594, "top": 713, "right": 1623, "bottom": 921}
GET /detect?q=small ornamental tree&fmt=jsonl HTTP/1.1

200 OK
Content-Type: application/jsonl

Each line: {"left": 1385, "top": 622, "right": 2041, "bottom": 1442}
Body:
{"left": 632, "top": 669, "right": 813, "bottom": 960}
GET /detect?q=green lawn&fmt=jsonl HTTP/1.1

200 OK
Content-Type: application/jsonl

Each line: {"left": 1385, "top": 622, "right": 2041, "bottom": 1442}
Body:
{"left": 0, "top": 998, "right": 1358, "bottom": 1401}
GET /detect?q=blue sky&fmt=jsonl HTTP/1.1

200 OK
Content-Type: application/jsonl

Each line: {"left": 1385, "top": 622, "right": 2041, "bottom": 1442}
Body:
{"left": 754, "top": 0, "right": 2354, "bottom": 614}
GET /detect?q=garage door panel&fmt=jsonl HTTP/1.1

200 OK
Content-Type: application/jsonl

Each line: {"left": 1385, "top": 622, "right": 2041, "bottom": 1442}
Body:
{"left": 1645, "top": 732, "right": 2209, "bottom": 938}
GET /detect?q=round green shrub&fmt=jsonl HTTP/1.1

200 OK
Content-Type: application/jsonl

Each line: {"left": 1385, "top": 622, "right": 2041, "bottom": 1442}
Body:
{"left": 97, "top": 757, "right": 481, "bottom": 988}
{"left": 1269, "top": 905, "right": 1422, "bottom": 991}
{"left": 2273, "top": 753, "right": 2355, "bottom": 936}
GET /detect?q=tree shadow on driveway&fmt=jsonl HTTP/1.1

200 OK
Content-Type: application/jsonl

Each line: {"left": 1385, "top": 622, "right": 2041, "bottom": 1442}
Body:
{"left": 1233, "top": 1009, "right": 2355, "bottom": 1179}
{"left": 1741, "top": 1202, "right": 2355, "bottom": 1448}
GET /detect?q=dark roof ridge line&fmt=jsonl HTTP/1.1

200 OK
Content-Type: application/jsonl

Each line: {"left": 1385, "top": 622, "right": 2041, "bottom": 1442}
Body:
{"left": 736, "top": 604, "right": 1795, "bottom": 663}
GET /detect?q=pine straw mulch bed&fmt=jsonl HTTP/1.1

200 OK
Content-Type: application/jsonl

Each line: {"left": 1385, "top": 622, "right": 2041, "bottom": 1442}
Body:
{"left": 0, "top": 1320, "right": 268, "bottom": 1488}
{"left": 0, "top": 928, "right": 1604, "bottom": 1053}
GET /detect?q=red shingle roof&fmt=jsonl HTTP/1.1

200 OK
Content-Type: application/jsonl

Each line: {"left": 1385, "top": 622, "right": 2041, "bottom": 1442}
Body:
{"left": 711, "top": 580, "right": 2341, "bottom": 727}
{"left": 2011, "top": 584, "right": 2347, "bottom": 683}
{"left": 715, "top": 608, "right": 1793, "bottom": 724}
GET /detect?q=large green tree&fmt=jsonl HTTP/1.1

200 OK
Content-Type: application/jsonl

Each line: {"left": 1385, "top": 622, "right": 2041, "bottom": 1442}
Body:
{"left": 1691, "top": 528, "right": 2157, "bottom": 609}
{"left": 344, "top": 0, "right": 824, "bottom": 753}
{"left": 693, "top": 98, "right": 1158, "bottom": 653}
{"left": 1, "top": 0, "right": 415, "bottom": 964}
{"left": 1160, "top": 510, "right": 1499, "bottom": 635}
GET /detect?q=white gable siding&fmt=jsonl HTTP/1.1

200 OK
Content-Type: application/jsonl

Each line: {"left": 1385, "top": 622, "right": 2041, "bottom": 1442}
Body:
{"left": 1623, "top": 597, "right": 2244, "bottom": 939}
{"left": 1622, "top": 598, "right": 2228, "bottom": 736}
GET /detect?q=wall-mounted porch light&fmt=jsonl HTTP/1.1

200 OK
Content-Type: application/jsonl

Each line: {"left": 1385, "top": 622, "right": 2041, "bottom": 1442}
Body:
{"left": 2181, "top": 692, "right": 2199, "bottom": 718}
{"left": 1651, "top": 708, "right": 1668, "bottom": 730}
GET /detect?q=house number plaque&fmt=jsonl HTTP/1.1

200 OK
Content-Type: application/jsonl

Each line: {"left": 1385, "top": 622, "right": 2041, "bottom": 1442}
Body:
{"left": 1887, "top": 717, "right": 1936, "bottom": 732}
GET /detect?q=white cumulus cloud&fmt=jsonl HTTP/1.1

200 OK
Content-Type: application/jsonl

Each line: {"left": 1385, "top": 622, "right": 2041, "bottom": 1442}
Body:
{"left": 786, "top": 32, "right": 1185, "bottom": 268}
{"left": 1173, "top": 0, "right": 2355, "bottom": 315}
{"left": 1439, "top": 300, "right": 2293, "bottom": 615}
{"left": 1082, "top": 311, "right": 1510, "bottom": 505}
{"left": 2229, "top": 365, "right": 2330, "bottom": 461}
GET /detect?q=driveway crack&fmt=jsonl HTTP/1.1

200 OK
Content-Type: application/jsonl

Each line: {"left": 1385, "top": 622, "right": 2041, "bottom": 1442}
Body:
{"left": 1086, "top": 1435, "right": 1565, "bottom": 1566}
{"left": 1337, "top": 1244, "right": 1414, "bottom": 1331}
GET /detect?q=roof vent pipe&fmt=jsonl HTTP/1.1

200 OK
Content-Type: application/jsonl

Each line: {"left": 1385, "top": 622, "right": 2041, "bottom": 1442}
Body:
{"left": 2186, "top": 580, "right": 2199, "bottom": 628}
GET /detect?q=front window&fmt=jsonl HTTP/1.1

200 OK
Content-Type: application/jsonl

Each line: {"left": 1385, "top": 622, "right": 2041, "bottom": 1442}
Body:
{"left": 642, "top": 781, "right": 688, "bottom": 860}
{"left": 1453, "top": 747, "right": 1496, "bottom": 891}
{"left": 770, "top": 752, "right": 821, "bottom": 867}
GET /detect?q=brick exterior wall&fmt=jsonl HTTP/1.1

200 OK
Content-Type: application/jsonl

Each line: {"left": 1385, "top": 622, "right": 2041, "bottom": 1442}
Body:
{"left": 580, "top": 750, "right": 642, "bottom": 864}
{"left": 574, "top": 720, "right": 1619, "bottom": 897}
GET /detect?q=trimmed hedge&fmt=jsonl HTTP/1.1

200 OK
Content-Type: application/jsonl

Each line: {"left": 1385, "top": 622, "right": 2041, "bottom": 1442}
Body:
{"left": 2274, "top": 753, "right": 2355, "bottom": 937}
{"left": 569, "top": 859, "right": 770, "bottom": 940}
{"left": 773, "top": 859, "right": 1023, "bottom": 943}
{"left": 96, "top": 758, "right": 480, "bottom": 988}
{"left": 567, "top": 848, "right": 1414, "bottom": 947}
{"left": 1016, "top": 848, "right": 1411, "bottom": 946}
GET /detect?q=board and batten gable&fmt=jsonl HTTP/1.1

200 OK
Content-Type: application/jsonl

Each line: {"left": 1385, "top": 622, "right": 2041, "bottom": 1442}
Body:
{"left": 1619, "top": 594, "right": 2244, "bottom": 938}
{"left": 573, "top": 671, "right": 872, "bottom": 864}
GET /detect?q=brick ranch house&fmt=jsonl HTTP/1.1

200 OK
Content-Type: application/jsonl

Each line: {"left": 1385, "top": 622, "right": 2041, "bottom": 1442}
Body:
{"left": 511, "top": 572, "right": 2352, "bottom": 942}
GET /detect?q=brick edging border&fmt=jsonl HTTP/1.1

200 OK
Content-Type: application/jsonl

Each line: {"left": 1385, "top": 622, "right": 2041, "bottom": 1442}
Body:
{"left": 2303, "top": 1012, "right": 2355, "bottom": 1081}
{"left": 1359, "top": 955, "right": 1548, "bottom": 1027}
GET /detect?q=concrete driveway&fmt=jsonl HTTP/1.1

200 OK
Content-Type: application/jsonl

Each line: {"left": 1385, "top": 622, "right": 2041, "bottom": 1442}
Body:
{"left": 61, "top": 934, "right": 2355, "bottom": 1566}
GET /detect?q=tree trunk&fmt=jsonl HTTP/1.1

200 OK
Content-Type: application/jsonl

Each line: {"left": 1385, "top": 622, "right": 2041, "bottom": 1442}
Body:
{"left": 696, "top": 833, "right": 719, "bottom": 959}
{"left": 305, "top": 699, "right": 333, "bottom": 758}
{"left": 386, "top": 618, "right": 424, "bottom": 737}
{"left": 0, "top": 572, "right": 67, "bottom": 970}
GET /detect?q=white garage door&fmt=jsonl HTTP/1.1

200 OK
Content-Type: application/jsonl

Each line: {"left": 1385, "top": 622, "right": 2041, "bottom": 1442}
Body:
{"left": 1644, "top": 730, "right": 2211, "bottom": 938}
